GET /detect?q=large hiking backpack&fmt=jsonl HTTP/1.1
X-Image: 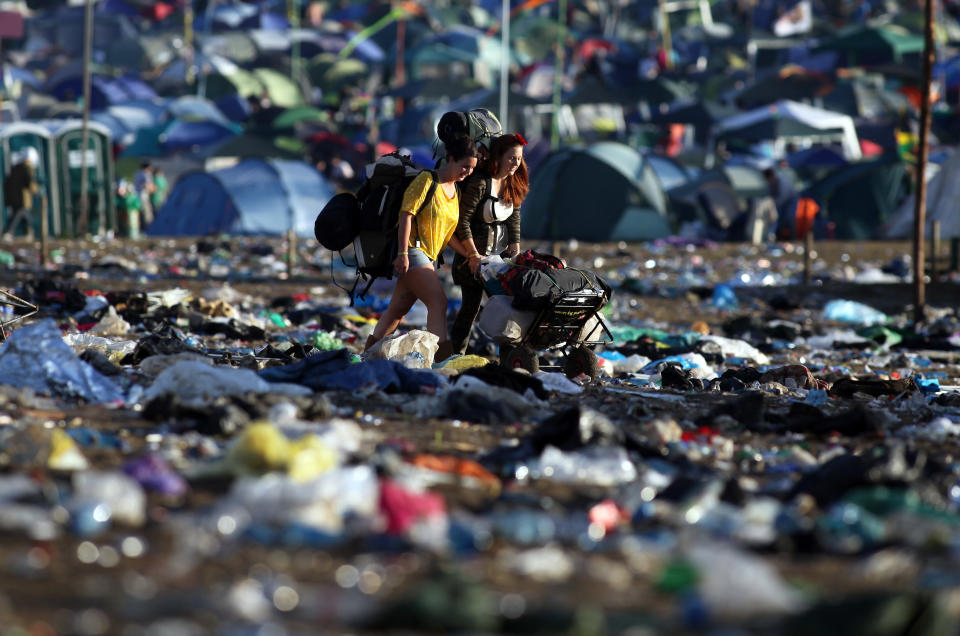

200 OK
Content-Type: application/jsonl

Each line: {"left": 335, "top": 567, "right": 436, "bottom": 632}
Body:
{"left": 437, "top": 108, "right": 503, "bottom": 151}
{"left": 313, "top": 152, "right": 437, "bottom": 304}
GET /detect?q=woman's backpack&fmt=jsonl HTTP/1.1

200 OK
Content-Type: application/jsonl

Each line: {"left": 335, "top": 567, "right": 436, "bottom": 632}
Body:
{"left": 313, "top": 152, "right": 437, "bottom": 304}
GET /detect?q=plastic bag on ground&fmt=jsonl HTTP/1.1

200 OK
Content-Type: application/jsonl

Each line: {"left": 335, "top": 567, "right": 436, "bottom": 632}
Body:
{"left": 222, "top": 466, "right": 379, "bottom": 533}
{"left": 523, "top": 445, "right": 638, "bottom": 487}
{"left": 0, "top": 319, "right": 125, "bottom": 403}
{"left": 686, "top": 540, "right": 806, "bottom": 618}
{"left": 88, "top": 306, "right": 132, "bottom": 337}
{"left": 534, "top": 371, "right": 584, "bottom": 394}
{"left": 71, "top": 470, "right": 146, "bottom": 526}
{"left": 824, "top": 300, "right": 888, "bottom": 326}
{"left": 366, "top": 330, "right": 439, "bottom": 367}
{"left": 477, "top": 295, "right": 536, "bottom": 343}
{"left": 142, "top": 360, "right": 312, "bottom": 408}
{"left": 643, "top": 353, "right": 716, "bottom": 380}
{"left": 598, "top": 352, "right": 651, "bottom": 374}
{"left": 698, "top": 335, "right": 770, "bottom": 365}
{"left": 139, "top": 352, "right": 215, "bottom": 377}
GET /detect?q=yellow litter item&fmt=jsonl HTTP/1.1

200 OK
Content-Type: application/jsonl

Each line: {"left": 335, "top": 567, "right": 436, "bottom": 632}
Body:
{"left": 286, "top": 436, "right": 338, "bottom": 482}
{"left": 226, "top": 421, "right": 339, "bottom": 480}
{"left": 48, "top": 429, "right": 90, "bottom": 471}
{"left": 227, "top": 421, "right": 291, "bottom": 475}
{"left": 437, "top": 354, "right": 490, "bottom": 371}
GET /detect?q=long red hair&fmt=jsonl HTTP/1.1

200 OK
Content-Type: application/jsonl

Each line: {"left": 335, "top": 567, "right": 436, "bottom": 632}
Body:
{"left": 486, "top": 134, "right": 529, "bottom": 208}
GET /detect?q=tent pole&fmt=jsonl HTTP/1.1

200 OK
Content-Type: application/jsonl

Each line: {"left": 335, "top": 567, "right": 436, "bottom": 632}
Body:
{"left": 394, "top": 0, "right": 405, "bottom": 116}
{"left": 913, "top": 0, "right": 934, "bottom": 325}
{"left": 289, "top": 0, "right": 300, "bottom": 88}
{"left": 78, "top": 0, "right": 94, "bottom": 237}
{"left": 198, "top": 0, "right": 217, "bottom": 98}
{"left": 550, "top": 0, "right": 567, "bottom": 150}
{"left": 498, "top": 0, "right": 510, "bottom": 127}
{"left": 185, "top": 0, "right": 195, "bottom": 86}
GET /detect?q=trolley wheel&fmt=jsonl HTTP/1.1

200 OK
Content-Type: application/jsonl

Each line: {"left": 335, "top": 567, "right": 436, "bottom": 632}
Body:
{"left": 503, "top": 345, "right": 540, "bottom": 374}
{"left": 563, "top": 345, "right": 599, "bottom": 380}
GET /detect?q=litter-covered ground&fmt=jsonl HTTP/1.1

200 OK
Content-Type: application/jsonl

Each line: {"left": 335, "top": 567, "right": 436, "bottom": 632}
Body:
{"left": 0, "top": 236, "right": 959, "bottom": 635}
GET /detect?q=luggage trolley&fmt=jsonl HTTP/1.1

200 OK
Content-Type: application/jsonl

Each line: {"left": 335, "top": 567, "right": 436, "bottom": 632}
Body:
{"left": 480, "top": 284, "right": 614, "bottom": 380}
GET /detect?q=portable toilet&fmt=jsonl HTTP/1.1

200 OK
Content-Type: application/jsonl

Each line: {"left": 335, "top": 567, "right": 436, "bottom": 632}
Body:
{"left": 40, "top": 119, "right": 116, "bottom": 236}
{"left": 0, "top": 122, "right": 59, "bottom": 237}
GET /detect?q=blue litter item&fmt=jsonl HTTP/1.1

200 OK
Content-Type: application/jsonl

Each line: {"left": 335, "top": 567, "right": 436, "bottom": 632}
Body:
{"left": 805, "top": 389, "right": 829, "bottom": 406}
{"left": 259, "top": 349, "right": 445, "bottom": 394}
{"left": 823, "top": 299, "right": 888, "bottom": 326}
{"left": 916, "top": 377, "right": 941, "bottom": 394}
{"left": 597, "top": 351, "right": 626, "bottom": 361}
{"left": 642, "top": 355, "right": 701, "bottom": 375}
{"left": 0, "top": 319, "right": 124, "bottom": 403}
{"left": 711, "top": 283, "right": 738, "bottom": 309}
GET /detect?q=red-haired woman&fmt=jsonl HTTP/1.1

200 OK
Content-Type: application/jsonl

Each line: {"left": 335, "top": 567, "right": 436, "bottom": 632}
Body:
{"left": 450, "top": 133, "right": 530, "bottom": 355}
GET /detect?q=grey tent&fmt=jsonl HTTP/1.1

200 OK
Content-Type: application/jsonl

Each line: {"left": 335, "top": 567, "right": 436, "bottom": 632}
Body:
{"left": 521, "top": 142, "right": 671, "bottom": 242}
{"left": 881, "top": 150, "right": 960, "bottom": 239}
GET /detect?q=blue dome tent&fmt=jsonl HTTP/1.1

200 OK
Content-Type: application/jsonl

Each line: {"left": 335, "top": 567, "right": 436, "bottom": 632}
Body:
{"left": 147, "top": 159, "right": 334, "bottom": 238}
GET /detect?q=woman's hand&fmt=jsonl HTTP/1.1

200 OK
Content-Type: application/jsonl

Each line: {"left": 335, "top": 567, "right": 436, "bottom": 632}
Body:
{"left": 394, "top": 253, "right": 409, "bottom": 276}
{"left": 504, "top": 243, "right": 520, "bottom": 258}
{"left": 468, "top": 253, "right": 483, "bottom": 276}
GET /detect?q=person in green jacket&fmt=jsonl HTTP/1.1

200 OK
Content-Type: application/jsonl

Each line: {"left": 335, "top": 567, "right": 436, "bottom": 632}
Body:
{"left": 116, "top": 179, "right": 142, "bottom": 238}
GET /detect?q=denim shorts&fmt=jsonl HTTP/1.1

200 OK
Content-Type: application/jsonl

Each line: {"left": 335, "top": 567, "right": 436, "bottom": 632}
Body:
{"left": 406, "top": 246, "right": 435, "bottom": 269}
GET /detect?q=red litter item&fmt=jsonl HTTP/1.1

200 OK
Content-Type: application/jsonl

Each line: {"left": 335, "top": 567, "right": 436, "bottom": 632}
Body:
{"left": 379, "top": 479, "right": 446, "bottom": 535}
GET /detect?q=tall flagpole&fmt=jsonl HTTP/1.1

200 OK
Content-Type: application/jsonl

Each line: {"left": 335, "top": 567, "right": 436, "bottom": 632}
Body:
{"left": 498, "top": 0, "right": 510, "bottom": 126}
{"left": 913, "top": 0, "right": 934, "bottom": 324}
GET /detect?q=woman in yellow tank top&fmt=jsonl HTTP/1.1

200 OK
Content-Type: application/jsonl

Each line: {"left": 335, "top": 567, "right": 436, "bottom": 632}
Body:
{"left": 364, "top": 134, "right": 478, "bottom": 362}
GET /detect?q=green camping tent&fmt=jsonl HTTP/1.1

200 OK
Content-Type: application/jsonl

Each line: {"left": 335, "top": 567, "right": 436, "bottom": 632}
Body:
{"left": 814, "top": 25, "right": 924, "bottom": 67}
{"left": 521, "top": 142, "right": 672, "bottom": 242}
{"left": 803, "top": 158, "right": 911, "bottom": 240}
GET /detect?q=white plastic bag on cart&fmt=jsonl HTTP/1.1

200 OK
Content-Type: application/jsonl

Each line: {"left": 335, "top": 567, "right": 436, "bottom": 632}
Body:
{"left": 479, "top": 255, "right": 513, "bottom": 296}
{"left": 477, "top": 295, "right": 537, "bottom": 343}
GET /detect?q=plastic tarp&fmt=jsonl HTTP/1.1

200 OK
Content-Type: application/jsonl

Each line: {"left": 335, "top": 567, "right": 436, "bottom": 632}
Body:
{"left": 521, "top": 142, "right": 672, "bottom": 242}
{"left": 0, "top": 319, "right": 124, "bottom": 403}
{"left": 882, "top": 149, "right": 960, "bottom": 239}
{"left": 146, "top": 158, "right": 335, "bottom": 238}
{"left": 717, "top": 100, "right": 862, "bottom": 160}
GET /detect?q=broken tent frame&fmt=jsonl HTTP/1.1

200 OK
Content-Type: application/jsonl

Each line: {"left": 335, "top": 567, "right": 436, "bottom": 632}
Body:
{"left": 0, "top": 289, "right": 39, "bottom": 341}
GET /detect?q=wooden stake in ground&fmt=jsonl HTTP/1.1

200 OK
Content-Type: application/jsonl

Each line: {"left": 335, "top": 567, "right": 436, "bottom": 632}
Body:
{"left": 931, "top": 219, "right": 940, "bottom": 282}
{"left": 913, "top": 0, "right": 935, "bottom": 324}
{"left": 40, "top": 194, "right": 48, "bottom": 268}
{"left": 286, "top": 228, "right": 296, "bottom": 278}
{"left": 803, "top": 231, "right": 813, "bottom": 285}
